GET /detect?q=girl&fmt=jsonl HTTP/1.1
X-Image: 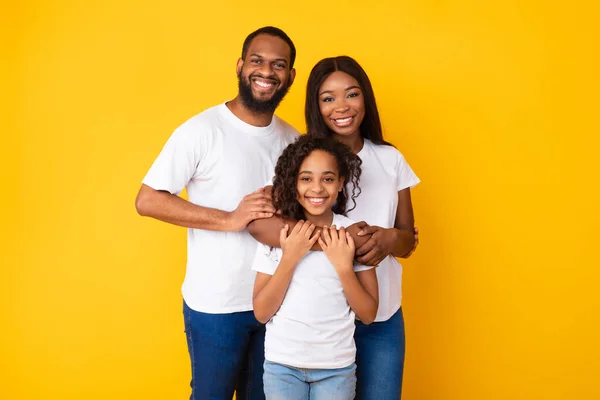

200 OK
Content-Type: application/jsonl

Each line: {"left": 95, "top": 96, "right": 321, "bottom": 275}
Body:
{"left": 249, "top": 56, "right": 420, "bottom": 400}
{"left": 251, "top": 135, "right": 379, "bottom": 400}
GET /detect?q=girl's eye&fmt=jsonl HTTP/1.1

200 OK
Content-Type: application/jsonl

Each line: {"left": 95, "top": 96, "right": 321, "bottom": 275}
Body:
{"left": 321, "top": 97, "right": 334, "bottom": 103}
{"left": 348, "top": 92, "right": 360, "bottom": 98}
{"left": 324, "top": 177, "right": 334, "bottom": 182}
{"left": 300, "top": 177, "right": 311, "bottom": 182}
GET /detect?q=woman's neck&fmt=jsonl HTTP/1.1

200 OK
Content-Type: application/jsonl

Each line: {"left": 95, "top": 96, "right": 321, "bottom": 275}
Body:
{"left": 303, "top": 210, "right": 334, "bottom": 228}
{"left": 333, "top": 132, "right": 364, "bottom": 154}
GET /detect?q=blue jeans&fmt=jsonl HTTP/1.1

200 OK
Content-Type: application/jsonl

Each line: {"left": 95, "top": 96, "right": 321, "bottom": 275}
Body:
{"left": 263, "top": 360, "right": 357, "bottom": 400}
{"left": 183, "top": 301, "right": 266, "bottom": 400}
{"left": 354, "top": 307, "right": 405, "bottom": 400}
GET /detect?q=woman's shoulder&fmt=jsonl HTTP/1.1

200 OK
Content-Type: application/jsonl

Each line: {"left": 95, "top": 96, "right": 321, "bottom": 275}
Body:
{"left": 365, "top": 139, "right": 406, "bottom": 161}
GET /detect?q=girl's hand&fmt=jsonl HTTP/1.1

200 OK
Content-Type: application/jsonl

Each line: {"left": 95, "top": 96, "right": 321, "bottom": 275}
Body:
{"left": 280, "top": 220, "right": 320, "bottom": 264}
{"left": 319, "top": 225, "right": 355, "bottom": 275}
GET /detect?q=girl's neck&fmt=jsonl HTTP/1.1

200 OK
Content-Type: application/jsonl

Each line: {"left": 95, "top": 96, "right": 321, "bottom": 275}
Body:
{"left": 303, "top": 209, "right": 334, "bottom": 228}
{"left": 333, "top": 132, "right": 364, "bottom": 154}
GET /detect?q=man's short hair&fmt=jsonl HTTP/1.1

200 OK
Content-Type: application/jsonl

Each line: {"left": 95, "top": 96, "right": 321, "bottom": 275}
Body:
{"left": 241, "top": 26, "right": 296, "bottom": 68}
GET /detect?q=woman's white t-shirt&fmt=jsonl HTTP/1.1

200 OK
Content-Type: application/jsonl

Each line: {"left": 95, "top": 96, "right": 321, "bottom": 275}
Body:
{"left": 347, "top": 139, "right": 420, "bottom": 322}
{"left": 251, "top": 213, "right": 372, "bottom": 369}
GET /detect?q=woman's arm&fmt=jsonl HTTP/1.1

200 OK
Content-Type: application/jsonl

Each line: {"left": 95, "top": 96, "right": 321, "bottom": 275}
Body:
{"left": 355, "top": 188, "right": 416, "bottom": 266}
{"left": 248, "top": 217, "right": 371, "bottom": 250}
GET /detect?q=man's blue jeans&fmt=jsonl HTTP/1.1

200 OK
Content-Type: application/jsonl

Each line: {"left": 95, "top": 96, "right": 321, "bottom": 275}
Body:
{"left": 183, "top": 301, "right": 266, "bottom": 400}
{"left": 354, "top": 307, "right": 406, "bottom": 400}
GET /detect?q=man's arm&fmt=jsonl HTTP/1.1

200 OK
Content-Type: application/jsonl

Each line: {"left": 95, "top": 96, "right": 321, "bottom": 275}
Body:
{"left": 136, "top": 184, "right": 275, "bottom": 232}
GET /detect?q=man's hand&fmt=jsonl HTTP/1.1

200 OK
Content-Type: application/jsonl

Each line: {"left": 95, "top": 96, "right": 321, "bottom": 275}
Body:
{"left": 280, "top": 220, "right": 320, "bottom": 264}
{"left": 355, "top": 225, "right": 398, "bottom": 266}
{"left": 227, "top": 188, "right": 275, "bottom": 231}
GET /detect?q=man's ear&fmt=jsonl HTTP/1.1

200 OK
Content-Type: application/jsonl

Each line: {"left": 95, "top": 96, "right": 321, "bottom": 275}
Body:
{"left": 288, "top": 68, "right": 296, "bottom": 86}
{"left": 236, "top": 58, "right": 244, "bottom": 75}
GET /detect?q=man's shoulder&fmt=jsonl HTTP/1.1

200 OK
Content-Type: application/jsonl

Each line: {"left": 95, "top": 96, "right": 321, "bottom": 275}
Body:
{"left": 272, "top": 115, "right": 300, "bottom": 142}
{"left": 169, "top": 104, "right": 226, "bottom": 143}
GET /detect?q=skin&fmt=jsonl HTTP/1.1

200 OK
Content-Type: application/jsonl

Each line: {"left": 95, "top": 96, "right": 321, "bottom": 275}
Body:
{"left": 253, "top": 150, "right": 379, "bottom": 325}
{"left": 320, "top": 71, "right": 416, "bottom": 264}
{"left": 135, "top": 34, "right": 295, "bottom": 231}
{"left": 248, "top": 71, "right": 418, "bottom": 265}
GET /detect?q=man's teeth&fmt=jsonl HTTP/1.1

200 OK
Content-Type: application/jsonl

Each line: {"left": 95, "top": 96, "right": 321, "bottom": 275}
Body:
{"left": 254, "top": 80, "right": 275, "bottom": 88}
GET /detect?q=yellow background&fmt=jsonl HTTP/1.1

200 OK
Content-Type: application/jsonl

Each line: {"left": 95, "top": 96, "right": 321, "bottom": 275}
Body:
{"left": 3, "top": 1, "right": 599, "bottom": 399}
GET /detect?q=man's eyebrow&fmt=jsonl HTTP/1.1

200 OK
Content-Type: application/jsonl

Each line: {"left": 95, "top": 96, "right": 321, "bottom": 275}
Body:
{"left": 249, "top": 54, "right": 288, "bottom": 64}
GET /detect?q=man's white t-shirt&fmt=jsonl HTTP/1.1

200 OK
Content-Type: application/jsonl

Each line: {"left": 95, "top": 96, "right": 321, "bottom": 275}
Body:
{"left": 142, "top": 103, "right": 299, "bottom": 313}
{"left": 346, "top": 139, "right": 420, "bottom": 322}
{"left": 251, "top": 213, "right": 373, "bottom": 369}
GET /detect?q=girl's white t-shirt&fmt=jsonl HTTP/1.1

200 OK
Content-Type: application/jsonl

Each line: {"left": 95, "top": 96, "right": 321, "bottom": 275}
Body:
{"left": 347, "top": 139, "right": 420, "bottom": 321}
{"left": 251, "top": 213, "right": 372, "bottom": 369}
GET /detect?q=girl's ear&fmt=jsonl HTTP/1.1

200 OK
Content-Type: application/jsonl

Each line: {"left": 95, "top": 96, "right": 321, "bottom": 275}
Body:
{"left": 338, "top": 176, "right": 345, "bottom": 192}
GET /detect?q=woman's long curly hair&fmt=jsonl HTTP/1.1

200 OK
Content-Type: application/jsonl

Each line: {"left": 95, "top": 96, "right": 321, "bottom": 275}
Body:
{"left": 272, "top": 135, "right": 362, "bottom": 220}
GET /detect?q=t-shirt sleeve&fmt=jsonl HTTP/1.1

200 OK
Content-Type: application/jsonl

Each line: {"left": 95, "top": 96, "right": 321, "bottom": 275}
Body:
{"left": 142, "top": 123, "right": 205, "bottom": 195}
{"left": 396, "top": 152, "right": 420, "bottom": 191}
{"left": 251, "top": 243, "right": 281, "bottom": 276}
{"left": 353, "top": 262, "right": 374, "bottom": 272}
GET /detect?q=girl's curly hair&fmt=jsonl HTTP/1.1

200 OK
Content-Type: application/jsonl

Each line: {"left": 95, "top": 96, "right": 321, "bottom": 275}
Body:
{"left": 272, "top": 135, "right": 362, "bottom": 220}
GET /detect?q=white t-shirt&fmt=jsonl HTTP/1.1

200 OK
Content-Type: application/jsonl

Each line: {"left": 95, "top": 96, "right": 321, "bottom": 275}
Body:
{"left": 252, "top": 213, "right": 373, "bottom": 369}
{"left": 346, "top": 139, "right": 420, "bottom": 322}
{"left": 142, "top": 103, "right": 299, "bottom": 313}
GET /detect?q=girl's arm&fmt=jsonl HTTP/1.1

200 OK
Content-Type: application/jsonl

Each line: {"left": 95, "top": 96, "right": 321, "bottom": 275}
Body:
{"left": 319, "top": 226, "right": 379, "bottom": 325}
{"left": 339, "top": 268, "right": 379, "bottom": 325}
{"left": 252, "top": 221, "right": 320, "bottom": 324}
{"left": 252, "top": 256, "right": 298, "bottom": 324}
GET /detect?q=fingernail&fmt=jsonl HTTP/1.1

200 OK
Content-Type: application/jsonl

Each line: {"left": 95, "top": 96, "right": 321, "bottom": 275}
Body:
{"left": 358, "top": 230, "right": 363, "bottom": 235}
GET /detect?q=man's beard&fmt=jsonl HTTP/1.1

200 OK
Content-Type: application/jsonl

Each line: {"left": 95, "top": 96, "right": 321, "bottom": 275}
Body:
{"left": 237, "top": 72, "right": 291, "bottom": 114}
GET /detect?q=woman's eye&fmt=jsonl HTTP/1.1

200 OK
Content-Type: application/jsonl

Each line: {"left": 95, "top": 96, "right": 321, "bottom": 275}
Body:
{"left": 321, "top": 97, "right": 334, "bottom": 103}
{"left": 348, "top": 92, "right": 359, "bottom": 98}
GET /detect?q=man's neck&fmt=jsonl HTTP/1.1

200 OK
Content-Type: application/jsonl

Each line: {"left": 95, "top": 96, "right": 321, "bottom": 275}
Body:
{"left": 226, "top": 97, "right": 274, "bottom": 127}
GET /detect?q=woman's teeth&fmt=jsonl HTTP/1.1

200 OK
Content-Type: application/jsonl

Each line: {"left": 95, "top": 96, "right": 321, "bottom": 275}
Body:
{"left": 333, "top": 116, "right": 353, "bottom": 126}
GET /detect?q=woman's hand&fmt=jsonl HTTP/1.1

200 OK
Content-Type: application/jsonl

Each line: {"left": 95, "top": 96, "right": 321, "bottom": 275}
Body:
{"left": 319, "top": 225, "right": 356, "bottom": 275}
{"left": 355, "top": 225, "right": 398, "bottom": 266}
{"left": 280, "top": 220, "right": 320, "bottom": 263}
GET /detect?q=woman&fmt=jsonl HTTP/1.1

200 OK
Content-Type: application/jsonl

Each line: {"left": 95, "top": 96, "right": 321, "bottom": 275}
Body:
{"left": 248, "top": 56, "right": 419, "bottom": 399}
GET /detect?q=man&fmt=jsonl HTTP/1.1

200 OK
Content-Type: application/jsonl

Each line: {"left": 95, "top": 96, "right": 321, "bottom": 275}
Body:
{"left": 135, "top": 26, "right": 299, "bottom": 400}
